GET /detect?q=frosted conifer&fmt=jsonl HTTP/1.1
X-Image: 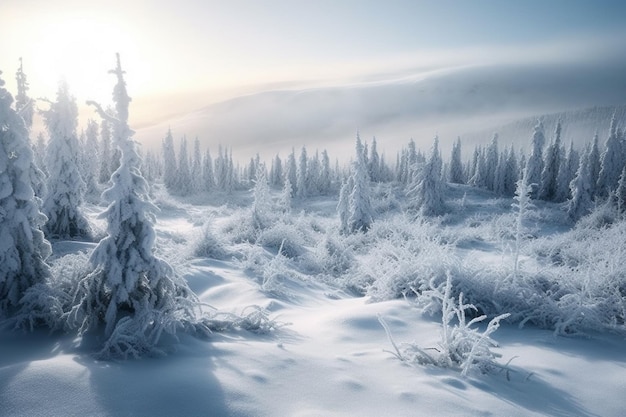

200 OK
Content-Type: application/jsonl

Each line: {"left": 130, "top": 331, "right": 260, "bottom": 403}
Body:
{"left": 347, "top": 133, "right": 374, "bottom": 232}
{"left": 161, "top": 129, "right": 177, "bottom": 191}
{"left": 191, "top": 137, "right": 203, "bottom": 193}
{"left": 526, "top": 121, "right": 545, "bottom": 198}
{"left": 296, "top": 146, "right": 308, "bottom": 198}
{"left": 0, "top": 70, "right": 51, "bottom": 318}
{"left": 72, "top": 54, "right": 207, "bottom": 357}
{"left": 449, "top": 137, "right": 464, "bottom": 184}
{"left": 568, "top": 144, "right": 594, "bottom": 221}
{"left": 597, "top": 114, "right": 624, "bottom": 197}
{"left": 202, "top": 148, "right": 215, "bottom": 191}
{"left": 41, "top": 81, "right": 90, "bottom": 238}
{"left": 407, "top": 136, "right": 445, "bottom": 216}
{"left": 538, "top": 121, "right": 562, "bottom": 201}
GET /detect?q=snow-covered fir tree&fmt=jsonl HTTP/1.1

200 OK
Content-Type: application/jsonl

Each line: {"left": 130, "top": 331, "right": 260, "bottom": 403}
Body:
{"left": 82, "top": 119, "right": 101, "bottom": 196}
{"left": 525, "top": 120, "right": 545, "bottom": 198}
{"left": 319, "top": 149, "right": 331, "bottom": 194}
{"left": 596, "top": 115, "right": 624, "bottom": 197}
{"left": 407, "top": 136, "right": 445, "bottom": 216}
{"left": 202, "top": 148, "right": 215, "bottom": 191}
{"left": 190, "top": 137, "right": 203, "bottom": 194}
{"left": 279, "top": 175, "right": 293, "bottom": 214}
{"left": 502, "top": 145, "right": 519, "bottom": 196}
{"left": 72, "top": 54, "right": 207, "bottom": 357}
{"left": 568, "top": 144, "right": 594, "bottom": 221}
{"left": 15, "top": 60, "right": 47, "bottom": 201}
{"left": 98, "top": 119, "right": 113, "bottom": 184}
{"left": 337, "top": 175, "right": 354, "bottom": 235}
{"left": 14, "top": 58, "right": 34, "bottom": 129}
{"left": 538, "top": 121, "right": 562, "bottom": 201}
{"left": 449, "top": 137, "right": 464, "bottom": 184}
{"left": 484, "top": 134, "right": 499, "bottom": 191}
{"left": 307, "top": 150, "right": 321, "bottom": 195}
{"left": 175, "top": 136, "right": 192, "bottom": 196}
{"left": 369, "top": 137, "right": 381, "bottom": 182}
{"left": 161, "top": 129, "right": 177, "bottom": 191}
{"left": 588, "top": 133, "right": 601, "bottom": 190}
{"left": 41, "top": 81, "right": 90, "bottom": 238}
{"left": 296, "top": 146, "right": 308, "bottom": 198}
{"left": 286, "top": 148, "right": 297, "bottom": 195}
{"left": 347, "top": 133, "right": 374, "bottom": 232}
{"left": 0, "top": 70, "right": 52, "bottom": 319}
{"left": 252, "top": 163, "right": 272, "bottom": 229}
{"left": 555, "top": 141, "right": 579, "bottom": 202}
{"left": 269, "top": 154, "right": 283, "bottom": 188}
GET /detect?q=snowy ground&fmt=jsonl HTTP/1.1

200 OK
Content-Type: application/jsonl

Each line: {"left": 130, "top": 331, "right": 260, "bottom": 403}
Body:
{"left": 1, "top": 185, "right": 625, "bottom": 417}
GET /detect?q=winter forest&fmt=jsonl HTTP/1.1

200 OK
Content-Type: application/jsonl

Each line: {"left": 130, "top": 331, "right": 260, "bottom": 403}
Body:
{"left": 2, "top": 3, "right": 626, "bottom": 416}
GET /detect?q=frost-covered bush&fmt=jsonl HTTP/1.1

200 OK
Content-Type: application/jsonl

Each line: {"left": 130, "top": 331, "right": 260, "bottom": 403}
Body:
{"left": 257, "top": 222, "right": 307, "bottom": 258}
{"left": 380, "top": 274, "right": 510, "bottom": 376}
{"left": 309, "top": 235, "right": 354, "bottom": 277}
{"left": 190, "top": 220, "right": 228, "bottom": 260}
{"left": 339, "top": 217, "right": 457, "bottom": 299}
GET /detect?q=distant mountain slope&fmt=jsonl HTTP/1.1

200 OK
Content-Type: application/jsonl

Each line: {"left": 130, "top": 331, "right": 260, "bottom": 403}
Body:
{"left": 135, "top": 58, "right": 626, "bottom": 160}
{"left": 461, "top": 105, "right": 626, "bottom": 152}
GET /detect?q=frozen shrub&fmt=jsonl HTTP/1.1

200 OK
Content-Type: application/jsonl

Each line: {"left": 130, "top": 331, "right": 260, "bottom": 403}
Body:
{"left": 311, "top": 235, "right": 354, "bottom": 277}
{"left": 190, "top": 221, "right": 228, "bottom": 260}
{"left": 380, "top": 274, "right": 510, "bottom": 376}
{"left": 257, "top": 222, "right": 306, "bottom": 258}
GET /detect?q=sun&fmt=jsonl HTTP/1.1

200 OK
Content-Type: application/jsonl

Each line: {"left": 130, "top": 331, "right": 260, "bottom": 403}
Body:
{"left": 20, "top": 11, "right": 144, "bottom": 108}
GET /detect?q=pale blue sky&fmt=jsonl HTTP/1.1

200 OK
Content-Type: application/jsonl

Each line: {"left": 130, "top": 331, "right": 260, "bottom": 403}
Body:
{"left": 1, "top": 0, "right": 625, "bottom": 129}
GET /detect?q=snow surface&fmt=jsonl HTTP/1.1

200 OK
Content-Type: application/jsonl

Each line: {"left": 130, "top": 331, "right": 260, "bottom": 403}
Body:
{"left": 1, "top": 186, "right": 625, "bottom": 417}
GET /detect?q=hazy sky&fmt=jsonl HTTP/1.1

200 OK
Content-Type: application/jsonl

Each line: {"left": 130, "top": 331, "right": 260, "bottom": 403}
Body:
{"left": 1, "top": 0, "right": 625, "bottom": 150}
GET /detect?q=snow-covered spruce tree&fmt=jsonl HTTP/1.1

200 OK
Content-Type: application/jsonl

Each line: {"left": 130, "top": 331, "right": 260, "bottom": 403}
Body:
{"left": 567, "top": 144, "right": 594, "bottom": 221}
{"left": 279, "top": 176, "right": 293, "bottom": 214}
{"left": 307, "top": 150, "right": 321, "bottom": 195}
{"left": 449, "top": 137, "right": 464, "bottom": 184}
{"left": 252, "top": 163, "right": 272, "bottom": 229}
{"left": 175, "top": 136, "right": 192, "bottom": 196}
{"left": 484, "top": 134, "right": 499, "bottom": 191}
{"left": 98, "top": 119, "right": 112, "bottom": 184}
{"left": 588, "top": 133, "right": 601, "bottom": 190}
{"left": 0, "top": 70, "right": 52, "bottom": 319}
{"left": 346, "top": 134, "right": 374, "bottom": 233}
{"left": 511, "top": 167, "right": 533, "bottom": 278}
{"left": 408, "top": 136, "right": 445, "bottom": 217}
{"left": 369, "top": 137, "right": 381, "bottom": 182}
{"left": 319, "top": 149, "right": 331, "bottom": 194}
{"left": 538, "top": 121, "right": 562, "bottom": 201}
{"left": 525, "top": 120, "right": 545, "bottom": 199}
{"left": 82, "top": 119, "right": 101, "bottom": 197}
{"left": 161, "top": 129, "right": 177, "bottom": 191}
{"left": 493, "top": 149, "right": 506, "bottom": 196}
{"left": 597, "top": 114, "right": 624, "bottom": 197}
{"left": 72, "top": 54, "right": 209, "bottom": 358}
{"left": 190, "top": 137, "right": 203, "bottom": 194}
{"left": 15, "top": 59, "right": 47, "bottom": 201}
{"left": 15, "top": 58, "right": 34, "bottom": 129}
{"left": 269, "top": 154, "right": 283, "bottom": 188}
{"left": 202, "top": 148, "right": 215, "bottom": 191}
{"left": 555, "top": 141, "right": 579, "bottom": 202}
{"left": 337, "top": 175, "right": 353, "bottom": 235}
{"left": 285, "top": 148, "right": 297, "bottom": 195}
{"left": 41, "top": 81, "right": 91, "bottom": 239}
{"left": 296, "top": 146, "right": 308, "bottom": 198}
{"left": 502, "top": 145, "right": 519, "bottom": 197}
